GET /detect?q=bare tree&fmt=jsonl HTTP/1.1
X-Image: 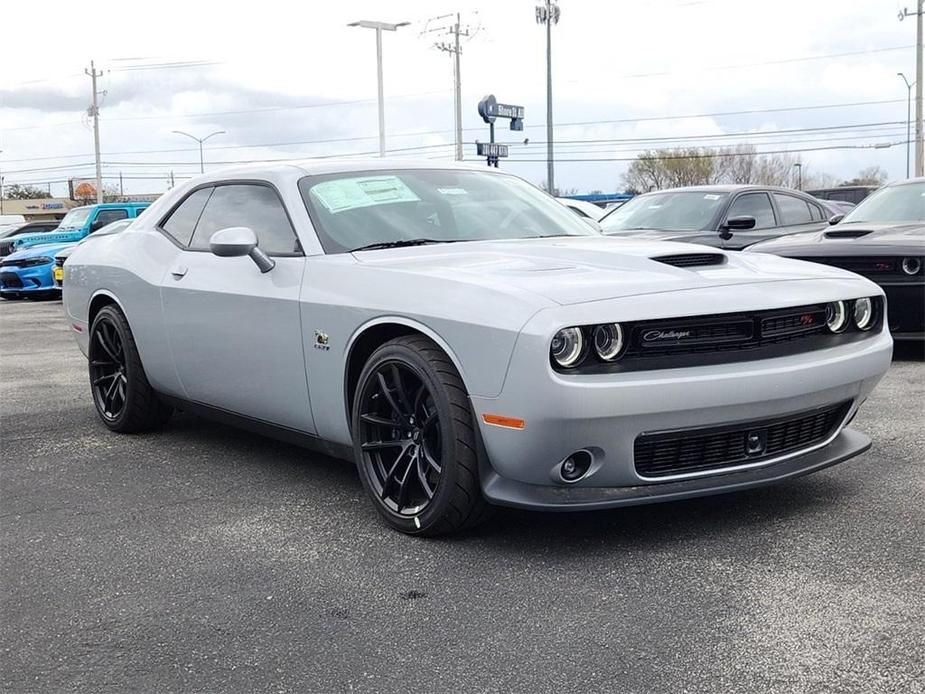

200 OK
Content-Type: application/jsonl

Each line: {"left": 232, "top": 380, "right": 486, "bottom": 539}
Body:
{"left": 844, "top": 166, "right": 888, "bottom": 186}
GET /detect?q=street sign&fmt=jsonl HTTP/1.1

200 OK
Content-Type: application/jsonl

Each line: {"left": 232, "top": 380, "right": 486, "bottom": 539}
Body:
{"left": 476, "top": 94, "right": 524, "bottom": 167}
{"left": 476, "top": 142, "right": 509, "bottom": 159}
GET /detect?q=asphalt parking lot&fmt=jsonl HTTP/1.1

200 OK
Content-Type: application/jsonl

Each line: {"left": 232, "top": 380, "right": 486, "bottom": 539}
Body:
{"left": 1, "top": 300, "right": 923, "bottom": 694}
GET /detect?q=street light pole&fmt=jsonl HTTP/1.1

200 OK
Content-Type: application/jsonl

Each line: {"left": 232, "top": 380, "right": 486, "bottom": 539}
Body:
{"left": 900, "top": 1, "right": 924, "bottom": 176}
{"left": 171, "top": 130, "right": 226, "bottom": 174}
{"left": 536, "top": 1, "right": 560, "bottom": 195}
{"left": 348, "top": 20, "right": 410, "bottom": 157}
{"left": 898, "top": 73, "right": 915, "bottom": 178}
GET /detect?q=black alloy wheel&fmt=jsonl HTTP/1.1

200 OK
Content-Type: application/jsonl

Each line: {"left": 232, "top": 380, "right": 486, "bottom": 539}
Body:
{"left": 358, "top": 362, "right": 443, "bottom": 517}
{"left": 88, "top": 304, "right": 172, "bottom": 433}
{"left": 89, "top": 315, "right": 128, "bottom": 421}
{"left": 353, "top": 335, "right": 489, "bottom": 535}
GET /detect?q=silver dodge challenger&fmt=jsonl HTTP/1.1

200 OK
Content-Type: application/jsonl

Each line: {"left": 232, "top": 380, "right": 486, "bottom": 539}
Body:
{"left": 62, "top": 160, "right": 893, "bottom": 535}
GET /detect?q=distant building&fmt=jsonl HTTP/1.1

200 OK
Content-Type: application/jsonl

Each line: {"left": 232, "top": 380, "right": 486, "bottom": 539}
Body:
{"left": 0, "top": 198, "right": 77, "bottom": 221}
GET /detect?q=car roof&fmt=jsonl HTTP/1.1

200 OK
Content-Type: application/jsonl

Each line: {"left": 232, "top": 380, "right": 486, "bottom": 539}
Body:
{"left": 640, "top": 184, "right": 811, "bottom": 195}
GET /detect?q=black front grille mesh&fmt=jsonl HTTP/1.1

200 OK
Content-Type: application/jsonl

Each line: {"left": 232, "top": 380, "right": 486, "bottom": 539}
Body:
{"left": 634, "top": 401, "right": 851, "bottom": 478}
{"left": 794, "top": 256, "right": 922, "bottom": 279}
{"left": 1, "top": 272, "right": 23, "bottom": 289}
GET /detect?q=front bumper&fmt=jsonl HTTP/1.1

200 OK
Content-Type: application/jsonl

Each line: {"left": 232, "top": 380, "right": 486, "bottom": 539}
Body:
{"left": 0, "top": 263, "right": 58, "bottom": 295}
{"left": 482, "top": 427, "right": 871, "bottom": 510}
{"left": 469, "top": 284, "right": 892, "bottom": 509}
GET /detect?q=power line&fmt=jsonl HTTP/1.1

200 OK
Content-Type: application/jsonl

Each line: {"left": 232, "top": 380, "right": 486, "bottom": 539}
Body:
{"left": 1, "top": 97, "right": 905, "bottom": 165}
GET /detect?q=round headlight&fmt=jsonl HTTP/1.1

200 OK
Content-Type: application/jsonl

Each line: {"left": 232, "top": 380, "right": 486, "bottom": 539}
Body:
{"left": 593, "top": 323, "right": 624, "bottom": 361}
{"left": 825, "top": 301, "right": 848, "bottom": 333}
{"left": 902, "top": 257, "right": 922, "bottom": 275}
{"left": 551, "top": 327, "right": 585, "bottom": 368}
{"left": 853, "top": 297, "right": 875, "bottom": 331}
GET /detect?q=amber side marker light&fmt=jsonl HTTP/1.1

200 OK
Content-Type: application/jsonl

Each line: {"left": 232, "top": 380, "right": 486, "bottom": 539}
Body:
{"left": 482, "top": 414, "right": 526, "bottom": 430}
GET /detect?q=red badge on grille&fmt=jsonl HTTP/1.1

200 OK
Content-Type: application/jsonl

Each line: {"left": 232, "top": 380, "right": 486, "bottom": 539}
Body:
{"left": 800, "top": 313, "right": 815, "bottom": 326}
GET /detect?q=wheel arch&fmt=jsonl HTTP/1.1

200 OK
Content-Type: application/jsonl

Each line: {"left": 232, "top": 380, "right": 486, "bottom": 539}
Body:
{"left": 88, "top": 290, "right": 125, "bottom": 326}
{"left": 343, "top": 317, "right": 469, "bottom": 429}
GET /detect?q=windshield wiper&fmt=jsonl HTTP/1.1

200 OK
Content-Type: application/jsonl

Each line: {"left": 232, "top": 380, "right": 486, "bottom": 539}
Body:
{"left": 349, "top": 238, "right": 449, "bottom": 252}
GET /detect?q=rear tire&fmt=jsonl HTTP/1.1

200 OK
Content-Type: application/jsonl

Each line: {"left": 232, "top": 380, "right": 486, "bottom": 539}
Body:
{"left": 352, "top": 335, "right": 489, "bottom": 536}
{"left": 89, "top": 304, "right": 172, "bottom": 433}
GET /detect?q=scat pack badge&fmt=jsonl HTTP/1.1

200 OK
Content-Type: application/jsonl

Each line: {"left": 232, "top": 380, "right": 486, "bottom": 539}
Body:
{"left": 314, "top": 330, "right": 331, "bottom": 351}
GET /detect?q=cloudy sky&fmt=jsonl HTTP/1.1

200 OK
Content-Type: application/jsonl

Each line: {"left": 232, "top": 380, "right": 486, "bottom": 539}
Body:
{"left": 0, "top": 0, "right": 916, "bottom": 196}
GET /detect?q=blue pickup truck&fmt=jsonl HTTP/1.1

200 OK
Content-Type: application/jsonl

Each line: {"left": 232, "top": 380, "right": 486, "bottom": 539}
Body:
{"left": 0, "top": 202, "right": 149, "bottom": 257}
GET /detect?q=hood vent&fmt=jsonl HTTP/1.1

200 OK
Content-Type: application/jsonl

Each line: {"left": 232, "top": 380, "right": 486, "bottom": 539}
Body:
{"left": 652, "top": 253, "right": 726, "bottom": 268}
{"left": 824, "top": 229, "right": 873, "bottom": 239}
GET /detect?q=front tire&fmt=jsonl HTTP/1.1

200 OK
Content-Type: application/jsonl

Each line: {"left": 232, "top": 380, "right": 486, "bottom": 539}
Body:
{"left": 352, "top": 335, "right": 489, "bottom": 536}
{"left": 88, "top": 304, "right": 172, "bottom": 432}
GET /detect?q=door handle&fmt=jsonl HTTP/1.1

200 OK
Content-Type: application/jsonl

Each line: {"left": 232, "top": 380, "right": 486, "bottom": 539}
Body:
{"left": 169, "top": 264, "right": 188, "bottom": 279}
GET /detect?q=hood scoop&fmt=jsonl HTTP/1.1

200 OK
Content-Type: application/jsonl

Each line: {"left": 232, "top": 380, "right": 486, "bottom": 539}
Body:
{"left": 824, "top": 229, "right": 873, "bottom": 239}
{"left": 651, "top": 252, "right": 726, "bottom": 268}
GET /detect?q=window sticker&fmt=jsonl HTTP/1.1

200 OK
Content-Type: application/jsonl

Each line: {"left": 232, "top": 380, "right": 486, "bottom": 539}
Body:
{"left": 311, "top": 176, "right": 420, "bottom": 213}
{"left": 703, "top": 194, "right": 721, "bottom": 200}
{"left": 437, "top": 187, "right": 468, "bottom": 195}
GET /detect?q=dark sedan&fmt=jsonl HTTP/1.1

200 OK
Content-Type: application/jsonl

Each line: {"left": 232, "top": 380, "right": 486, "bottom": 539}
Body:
{"left": 748, "top": 178, "right": 925, "bottom": 341}
{"left": 601, "top": 185, "right": 834, "bottom": 250}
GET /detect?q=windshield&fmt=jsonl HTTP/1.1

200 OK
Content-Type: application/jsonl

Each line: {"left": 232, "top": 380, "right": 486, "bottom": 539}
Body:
{"left": 298, "top": 169, "right": 598, "bottom": 253}
{"left": 601, "top": 191, "right": 729, "bottom": 232}
{"left": 58, "top": 207, "right": 93, "bottom": 229}
{"left": 841, "top": 181, "right": 925, "bottom": 224}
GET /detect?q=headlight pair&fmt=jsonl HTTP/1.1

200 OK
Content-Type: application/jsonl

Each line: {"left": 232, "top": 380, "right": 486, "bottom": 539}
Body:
{"left": 825, "top": 298, "right": 877, "bottom": 333}
{"left": 551, "top": 323, "right": 625, "bottom": 368}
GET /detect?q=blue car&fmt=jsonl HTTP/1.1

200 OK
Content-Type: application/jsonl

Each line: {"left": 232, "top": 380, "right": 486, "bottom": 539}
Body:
{"left": 0, "top": 242, "right": 76, "bottom": 300}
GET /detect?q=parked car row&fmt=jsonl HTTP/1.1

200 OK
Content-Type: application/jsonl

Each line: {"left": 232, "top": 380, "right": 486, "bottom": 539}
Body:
{"left": 0, "top": 202, "right": 148, "bottom": 300}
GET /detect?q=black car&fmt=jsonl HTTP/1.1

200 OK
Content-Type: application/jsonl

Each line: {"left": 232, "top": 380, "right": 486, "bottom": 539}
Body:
{"left": 748, "top": 178, "right": 925, "bottom": 341}
{"left": 600, "top": 185, "right": 834, "bottom": 250}
{"left": 808, "top": 185, "right": 878, "bottom": 205}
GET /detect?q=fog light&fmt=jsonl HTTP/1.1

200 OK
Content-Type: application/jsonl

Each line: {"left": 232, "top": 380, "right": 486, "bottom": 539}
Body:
{"left": 559, "top": 450, "right": 592, "bottom": 482}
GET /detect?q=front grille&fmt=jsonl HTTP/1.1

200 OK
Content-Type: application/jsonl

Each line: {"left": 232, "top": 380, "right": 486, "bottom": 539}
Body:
{"left": 634, "top": 401, "right": 851, "bottom": 479}
{"left": 794, "top": 256, "right": 923, "bottom": 280}
{"left": 624, "top": 303, "right": 831, "bottom": 359}
{"left": 1, "top": 272, "right": 23, "bottom": 289}
{"left": 652, "top": 253, "right": 726, "bottom": 268}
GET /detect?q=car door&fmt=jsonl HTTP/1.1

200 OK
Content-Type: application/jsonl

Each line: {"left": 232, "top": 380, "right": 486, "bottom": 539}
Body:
{"left": 719, "top": 192, "right": 779, "bottom": 248}
{"left": 158, "top": 182, "right": 315, "bottom": 433}
{"left": 769, "top": 192, "right": 829, "bottom": 240}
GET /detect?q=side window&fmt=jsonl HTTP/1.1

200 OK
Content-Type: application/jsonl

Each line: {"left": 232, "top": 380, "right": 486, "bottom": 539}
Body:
{"left": 161, "top": 188, "right": 213, "bottom": 247}
{"left": 726, "top": 193, "right": 776, "bottom": 229}
{"left": 132, "top": 206, "right": 149, "bottom": 218}
{"left": 773, "top": 194, "right": 813, "bottom": 225}
{"left": 93, "top": 208, "right": 129, "bottom": 231}
{"left": 190, "top": 184, "right": 300, "bottom": 255}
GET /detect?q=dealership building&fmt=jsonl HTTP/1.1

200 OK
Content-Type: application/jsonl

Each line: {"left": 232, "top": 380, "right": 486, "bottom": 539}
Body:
{"left": 0, "top": 198, "right": 78, "bottom": 221}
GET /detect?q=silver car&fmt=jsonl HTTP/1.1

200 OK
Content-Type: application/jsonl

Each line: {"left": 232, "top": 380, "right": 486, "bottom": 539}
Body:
{"left": 62, "top": 160, "right": 892, "bottom": 535}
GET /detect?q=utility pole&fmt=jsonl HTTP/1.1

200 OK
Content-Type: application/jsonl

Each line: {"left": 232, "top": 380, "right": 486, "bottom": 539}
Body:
{"left": 793, "top": 162, "right": 802, "bottom": 190}
{"left": 0, "top": 149, "right": 4, "bottom": 215}
{"left": 348, "top": 20, "right": 410, "bottom": 157}
{"left": 536, "top": 1, "right": 560, "bottom": 194}
{"left": 425, "top": 13, "right": 477, "bottom": 161}
{"left": 85, "top": 61, "right": 104, "bottom": 203}
{"left": 119, "top": 171, "right": 124, "bottom": 198}
{"left": 900, "top": 2, "right": 924, "bottom": 176}
{"left": 898, "top": 73, "right": 915, "bottom": 178}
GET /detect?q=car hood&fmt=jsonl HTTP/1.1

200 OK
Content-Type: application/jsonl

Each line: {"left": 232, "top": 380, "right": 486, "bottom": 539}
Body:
{"left": 352, "top": 236, "right": 862, "bottom": 306}
{"left": 4, "top": 242, "right": 76, "bottom": 262}
{"left": 746, "top": 222, "right": 925, "bottom": 256}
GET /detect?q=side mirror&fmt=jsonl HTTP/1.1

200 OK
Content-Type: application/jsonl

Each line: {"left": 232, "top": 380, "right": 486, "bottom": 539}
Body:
{"left": 209, "top": 226, "right": 275, "bottom": 273}
{"left": 722, "top": 215, "right": 757, "bottom": 231}
{"left": 89, "top": 219, "right": 106, "bottom": 233}
{"left": 828, "top": 213, "right": 845, "bottom": 226}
